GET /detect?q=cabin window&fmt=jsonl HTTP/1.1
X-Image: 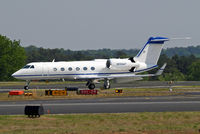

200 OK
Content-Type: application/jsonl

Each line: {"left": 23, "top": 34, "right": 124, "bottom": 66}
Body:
{"left": 53, "top": 68, "right": 57, "bottom": 71}
{"left": 30, "top": 65, "right": 34, "bottom": 69}
{"left": 83, "top": 67, "right": 87, "bottom": 71}
{"left": 76, "top": 67, "right": 80, "bottom": 71}
{"left": 68, "top": 67, "right": 72, "bottom": 71}
{"left": 61, "top": 67, "right": 65, "bottom": 71}
{"left": 91, "top": 67, "right": 95, "bottom": 71}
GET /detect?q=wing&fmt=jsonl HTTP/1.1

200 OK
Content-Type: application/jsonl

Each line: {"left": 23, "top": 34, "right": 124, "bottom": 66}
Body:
{"left": 81, "top": 63, "right": 167, "bottom": 79}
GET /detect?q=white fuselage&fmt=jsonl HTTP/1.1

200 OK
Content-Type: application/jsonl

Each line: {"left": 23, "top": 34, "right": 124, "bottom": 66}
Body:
{"left": 12, "top": 58, "right": 156, "bottom": 81}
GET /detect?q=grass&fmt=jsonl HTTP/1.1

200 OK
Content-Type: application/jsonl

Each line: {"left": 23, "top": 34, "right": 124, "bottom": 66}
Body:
{"left": 0, "top": 112, "right": 200, "bottom": 134}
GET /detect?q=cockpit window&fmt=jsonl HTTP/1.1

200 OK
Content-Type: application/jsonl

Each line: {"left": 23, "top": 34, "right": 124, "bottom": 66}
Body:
{"left": 23, "top": 65, "right": 31, "bottom": 69}
{"left": 30, "top": 65, "right": 34, "bottom": 69}
{"left": 22, "top": 65, "right": 34, "bottom": 69}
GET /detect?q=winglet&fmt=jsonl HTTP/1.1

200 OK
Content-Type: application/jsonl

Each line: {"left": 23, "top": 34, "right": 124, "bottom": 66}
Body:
{"left": 155, "top": 63, "right": 167, "bottom": 76}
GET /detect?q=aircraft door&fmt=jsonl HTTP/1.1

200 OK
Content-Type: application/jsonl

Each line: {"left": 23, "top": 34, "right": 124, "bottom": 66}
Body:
{"left": 42, "top": 64, "right": 49, "bottom": 77}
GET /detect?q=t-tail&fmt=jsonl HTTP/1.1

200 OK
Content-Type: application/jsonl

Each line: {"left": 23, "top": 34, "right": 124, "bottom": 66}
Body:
{"left": 134, "top": 37, "right": 169, "bottom": 65}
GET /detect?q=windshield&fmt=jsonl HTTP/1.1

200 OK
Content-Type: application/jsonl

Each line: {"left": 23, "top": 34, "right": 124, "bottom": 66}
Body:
{"left": 22, "top": 65, "right": 34, "bottom": 69}
{"left": 30, "top": 65, "right": 34, "bottom": 69}
{"left": 23, "top": 65, "right": 31, "bottom": 69}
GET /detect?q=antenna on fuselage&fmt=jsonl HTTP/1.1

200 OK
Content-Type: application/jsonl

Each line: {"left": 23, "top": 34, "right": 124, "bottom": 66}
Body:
{"left": 52, "top": 59, "right": 55, "bottom": 62}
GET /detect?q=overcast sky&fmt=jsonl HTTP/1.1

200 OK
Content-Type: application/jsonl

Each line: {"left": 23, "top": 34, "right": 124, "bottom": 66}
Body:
{"left": 0, "top": 0, "right": 199, "bottom": 50}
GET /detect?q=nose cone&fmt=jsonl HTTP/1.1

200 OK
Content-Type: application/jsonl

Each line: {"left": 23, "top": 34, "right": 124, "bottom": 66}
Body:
{"left": 12, "top": 71, "right": 18, "bottom": 78}
{"left": 11, "top": 69, "right": 28, "bottom": 80}
{"left": 12, "top": 70, "right": 21, "bottom": 78}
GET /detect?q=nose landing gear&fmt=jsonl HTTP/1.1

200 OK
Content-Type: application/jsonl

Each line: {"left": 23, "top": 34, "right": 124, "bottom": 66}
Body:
{"left": 24, "top": 80, "right": 30, "bottom": 90}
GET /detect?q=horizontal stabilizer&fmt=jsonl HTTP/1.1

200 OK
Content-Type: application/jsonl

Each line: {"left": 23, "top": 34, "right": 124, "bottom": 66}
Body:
{"left": 155, "top": 63, "right": 167, "bottom": 76}
{"left": 134, "top": 63, "right": 167, "bottom": 77}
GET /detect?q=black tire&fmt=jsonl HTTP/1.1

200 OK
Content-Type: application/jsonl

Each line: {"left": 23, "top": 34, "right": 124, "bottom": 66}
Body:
{"left": 24, "top": 86, "right": 29, "bottom": 90}
{"left": 88, "top": 84, "right": 95, "bottom": 89}
{"left": 104, "top": 84, "right": 111, "bottom": 89}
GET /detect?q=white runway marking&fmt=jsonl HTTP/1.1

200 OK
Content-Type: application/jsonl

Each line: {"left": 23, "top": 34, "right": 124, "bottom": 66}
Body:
{"left": 0, "top": 101, "right": 200, "bottom": 107}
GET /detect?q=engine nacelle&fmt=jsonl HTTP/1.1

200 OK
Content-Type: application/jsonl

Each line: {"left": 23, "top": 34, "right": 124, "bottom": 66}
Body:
{"left": 106, "top": 58, "right": 139, "bottom": 71}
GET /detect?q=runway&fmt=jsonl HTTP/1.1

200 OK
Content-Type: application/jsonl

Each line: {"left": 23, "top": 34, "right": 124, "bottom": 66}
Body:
{"left": 1, "top": 95, "right": 200, "bottom": 115}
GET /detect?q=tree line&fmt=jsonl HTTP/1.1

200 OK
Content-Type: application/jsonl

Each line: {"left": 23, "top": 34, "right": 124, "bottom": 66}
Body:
{"left": 0, "top": 35, "right": 26, "bottom": 81}
{"left": 1, "top": 34, "right": 200, "bottom": 81}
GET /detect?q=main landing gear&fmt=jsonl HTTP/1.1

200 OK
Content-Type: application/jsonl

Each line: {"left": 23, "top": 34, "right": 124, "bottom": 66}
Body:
{"left": 24, "top": 80, "right": 30, "bottom": 90}
{"left": 86, "top": 80, "right": 96, "bottom": 89}
{"left": 86, "top": 79, "right": 111, "bottom": 90}
{"left": 104, "top": 79, "right": 111, "bottom": 89}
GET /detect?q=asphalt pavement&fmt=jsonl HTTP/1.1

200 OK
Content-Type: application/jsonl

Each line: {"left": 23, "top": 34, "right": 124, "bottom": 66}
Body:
{"left": 1, "top": 95, "right": 200, "bottom": 115}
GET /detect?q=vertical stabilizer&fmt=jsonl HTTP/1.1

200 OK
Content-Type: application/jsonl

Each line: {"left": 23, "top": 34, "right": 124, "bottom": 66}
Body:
{"left": 134, "top": 37, "right": 169, "bottom": 65}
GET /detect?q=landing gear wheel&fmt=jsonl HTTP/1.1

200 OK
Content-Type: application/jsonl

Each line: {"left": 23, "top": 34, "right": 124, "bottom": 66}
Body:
{"left": 104, "top": 79, "right": 110, "bottom": 89}
{"left": 24, "top": 80, "right": 30, "bottom": 90}
{"left": 88, "top": 84, "right": 95, "bottom": 90}
{"left": 24, "top": 86, "right": 29, "bottom": 90}
{"left": 104, "top": 84, "right": 110, "bottom": 89}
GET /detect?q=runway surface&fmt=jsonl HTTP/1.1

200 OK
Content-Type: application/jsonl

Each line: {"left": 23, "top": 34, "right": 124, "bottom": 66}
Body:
{"left": 1, "top": 95, "right": 200, "bottom": 115}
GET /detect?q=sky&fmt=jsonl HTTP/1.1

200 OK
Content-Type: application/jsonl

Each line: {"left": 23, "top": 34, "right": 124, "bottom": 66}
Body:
{"left": 0, "top": 0, "right": 199, "bottom": 50}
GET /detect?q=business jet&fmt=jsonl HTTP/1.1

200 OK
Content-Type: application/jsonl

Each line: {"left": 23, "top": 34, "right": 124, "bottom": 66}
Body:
{"left": 12, "top": 36, "right": 168, "bottom": 90}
